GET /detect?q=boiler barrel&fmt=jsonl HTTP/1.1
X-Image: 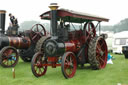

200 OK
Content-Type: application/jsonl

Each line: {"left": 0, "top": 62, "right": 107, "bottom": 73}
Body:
{"left": 44, "top": 39, "right": 80, "bottom": 56}
{"left": 0, "top": 36, "right": 31, "bottom": 49}
{"left": 0, "top": 10, "right": 6, "bottom": 34}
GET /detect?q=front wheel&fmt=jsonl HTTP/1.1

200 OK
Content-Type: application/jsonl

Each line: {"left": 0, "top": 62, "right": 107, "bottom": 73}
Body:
{"left": 31, "top": 52, "right": 47, "bottom": 77}
{"left": 0, "top": 46, "right": 19, "bottom": 68}
{"left": 61, "top": 52, "right": 77, "bottom": 79}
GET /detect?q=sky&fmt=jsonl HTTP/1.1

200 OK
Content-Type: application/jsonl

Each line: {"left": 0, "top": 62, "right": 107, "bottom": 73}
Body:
{"left": 0, "top": 0, "right": 128, "bottom": 28}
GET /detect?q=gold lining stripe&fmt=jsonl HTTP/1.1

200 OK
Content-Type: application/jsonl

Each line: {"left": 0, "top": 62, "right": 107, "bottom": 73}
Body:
{"left": 0, "top": 10, "right": 6, "bottom": 14}
{"left": 17, "top": 37, "right": 21, "bottom": 48}
{"left": 28, "top": 37, "right": 31, "bottom": 47}
{"left": 8, "top": 37, "right": 11, "bottom": 46}
{"left": 49, "top": 6, "right": 59, "bottom": 10}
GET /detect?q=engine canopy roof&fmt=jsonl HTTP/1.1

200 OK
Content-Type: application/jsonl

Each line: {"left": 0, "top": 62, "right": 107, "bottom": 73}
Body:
{"left": 40, "top": 8, "right": 109, "bottom": 23}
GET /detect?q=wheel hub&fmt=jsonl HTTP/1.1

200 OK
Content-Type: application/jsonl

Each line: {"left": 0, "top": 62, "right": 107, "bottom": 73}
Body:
{"left": 37, "top": 61, "right": 42, "bottom": 68}
{"left": 100, "top": 51, "right": 104, "bottom": 56}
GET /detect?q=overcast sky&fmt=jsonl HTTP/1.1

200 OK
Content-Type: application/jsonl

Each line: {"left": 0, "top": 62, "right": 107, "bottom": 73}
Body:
{"left": 1, "top": 0, "right": 128, "bottom": 27}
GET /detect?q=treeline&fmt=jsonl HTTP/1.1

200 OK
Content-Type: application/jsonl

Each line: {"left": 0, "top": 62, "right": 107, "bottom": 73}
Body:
{"left": 101, "top": 18, "right": 128, "bottom": 33}
{"left": 19, "top": 21, "right": 50, "bottom": 32}
{"left": 19, "top": 18, "right": 128, "bottom": 33}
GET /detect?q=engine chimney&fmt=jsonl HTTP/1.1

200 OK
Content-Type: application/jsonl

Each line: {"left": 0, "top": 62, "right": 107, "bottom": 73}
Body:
{"left": 49, "top": 3, "right": 59, "bottom": 37}
{"left": 0, "top": 10, "right": 6, "bottom": 34}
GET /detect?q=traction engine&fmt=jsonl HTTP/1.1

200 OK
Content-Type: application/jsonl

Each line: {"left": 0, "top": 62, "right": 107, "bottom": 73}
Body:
{"left": 0, "top": 10, "right": 47, "bottom": 67}
{"left": 31, "top": 3, "right": 109, "bottom": 79}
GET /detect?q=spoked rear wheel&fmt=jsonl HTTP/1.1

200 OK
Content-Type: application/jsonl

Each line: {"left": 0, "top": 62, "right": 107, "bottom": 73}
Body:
{"left": 0, "top": 46, "right": 19, "bottom": 68}
{"left": 31, "top": 52, "right": 47, "bottom": 77}
{"left": 88, "top": 36, "right": 108, "bottom": 69}
{"left": 61, "top": 52, "right": 77, "bottom": 79}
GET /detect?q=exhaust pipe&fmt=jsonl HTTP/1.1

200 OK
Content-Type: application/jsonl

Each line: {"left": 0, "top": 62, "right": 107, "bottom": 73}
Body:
{"left": 0, "top": 10, "right": 6, "bottom": 34}
{"left": 49, "top": 3, "right": 59, "bottom": 37}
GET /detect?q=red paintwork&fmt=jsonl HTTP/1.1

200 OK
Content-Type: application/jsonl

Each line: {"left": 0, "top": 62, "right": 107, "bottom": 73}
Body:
{"left": 65, "top": 40, "right": 81, "bottom": 53}
{"left": 96, "top": 38, "right": 108, "bottom": 69}
{"left": 48, "top": 57, "right": 59, "bottom": 68}
{"left": 41, "top": 64, "right": 61, "bottom": 66}
{"left": 32, "top": 52, "right": 47, "bottom": 77}
{"left": 63, "top": 52, "right": 77, "bottom": 78}
{"left": 48, "top": 57, "right": 58, "bottom": 62}
{"left": 40, "top": 9, "right": 109, "bottom": 22}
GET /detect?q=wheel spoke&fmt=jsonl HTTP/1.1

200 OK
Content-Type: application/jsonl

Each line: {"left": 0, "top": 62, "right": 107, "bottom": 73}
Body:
{"left": 2, "top": 59, "right": 7, "bottom": 63}
{"left": 88, "top": 24, "right": 90, "bottom": 31}
{"left": 70, "top": 56, "right": 72, "bottom": 64}
{"left": 39, "top": 68, "right": 42, "bottom": 74}
{"left": 38, "top": 33, "right": 43, "bottom": 37}
{"left": 64, "top": 64, "right": 70, "bottom": 69}
{"left": 100, "top": 42, "right": 104, "bottom": 48}
{"left": 11, "top": 60, "right": 12, "bottom": 65}
{"left": 40, "top": 28, "right": 44, "bottom": 33}
{"left": 36, "top": 25, "right": 39, "bottom": 32}
{"left": 96, "top": 42, "right": 101, "bottom": 51}
{"left": 32, "top": 34, "right": 38, "bottom": 40}
{"left": 7, "top": 60, "right": 9, "bottom": 65}
{"left": 96, "top": 46, "right": 101, "bottom": 52}
{"left": 65, "top": 58, "right": 69, "bottom": 63}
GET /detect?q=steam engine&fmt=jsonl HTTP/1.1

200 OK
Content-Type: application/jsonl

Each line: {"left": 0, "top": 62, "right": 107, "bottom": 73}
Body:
{"left": 0, "top": 10, "right": 32, "bottom": 51}
{"left": 0, "top": 10, "right": 46, "bottom": 67}
{"left": 31, "top": 3, "right": 108, "bottom": 79}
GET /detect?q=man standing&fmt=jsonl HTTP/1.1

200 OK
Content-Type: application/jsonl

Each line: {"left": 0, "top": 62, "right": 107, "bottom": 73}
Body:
{"left": 7, "top": 13, "right": 19, "bottom": 36}
{"left": 9, "top": 13, "right": 18, "bottom": 26}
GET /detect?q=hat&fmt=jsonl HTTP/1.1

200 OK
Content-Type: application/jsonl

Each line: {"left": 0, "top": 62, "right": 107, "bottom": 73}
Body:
{"left": 9, "top": 13, "right": 12, "bottom": 16}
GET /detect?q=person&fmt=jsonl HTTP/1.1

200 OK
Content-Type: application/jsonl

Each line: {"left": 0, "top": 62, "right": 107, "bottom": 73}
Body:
{"left": 7, "top": 13, "right": 19, "bottom": 36}
{"left": 107, "top": 53, "right": 113, "bottom": 64}
{"left": 9, "top": 13, "right": 18, "bottom": 26}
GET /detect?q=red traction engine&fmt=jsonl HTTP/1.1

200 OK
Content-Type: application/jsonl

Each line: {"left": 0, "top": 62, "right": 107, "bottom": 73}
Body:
{"left": 31, "top": 3, "right": 109, "bottom": 79}
{"left": 0, "top": 10, "right": 47, "bottom": 67}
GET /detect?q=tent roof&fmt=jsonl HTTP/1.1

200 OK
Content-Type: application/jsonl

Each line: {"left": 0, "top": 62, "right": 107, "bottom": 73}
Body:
{"left": 114, "top": 31, "right": 128, "bottom": 38}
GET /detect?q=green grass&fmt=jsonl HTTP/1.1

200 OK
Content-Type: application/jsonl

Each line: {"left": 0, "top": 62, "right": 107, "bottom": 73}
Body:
{"left": 0, "top": 54, "right": 128, "bottom": 85}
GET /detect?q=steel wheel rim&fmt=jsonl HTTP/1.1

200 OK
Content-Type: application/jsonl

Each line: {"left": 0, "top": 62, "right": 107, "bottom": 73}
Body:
{"left": 33, "top": 53, "right": 47, "bottom": 77}
{"left": 96, "top": 38, "right": 107, "bottom": 69}
{"left": 63, "top": 53, "right": 77, "bottom": 78}
{"left": 1, "top": 48, "right": 18, "bottom": 67}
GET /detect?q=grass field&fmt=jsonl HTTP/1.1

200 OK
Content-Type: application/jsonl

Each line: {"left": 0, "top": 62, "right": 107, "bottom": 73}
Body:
{"left": 0, "top": 54, "right": 128, "bottom": 85}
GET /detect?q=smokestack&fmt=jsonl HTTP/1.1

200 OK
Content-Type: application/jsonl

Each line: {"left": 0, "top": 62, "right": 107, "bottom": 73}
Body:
{"left": 49, "top": 3, "right": 59, "bottom": 37}
{"left": 0, "top": 10, "right": 6, "bottom": 34}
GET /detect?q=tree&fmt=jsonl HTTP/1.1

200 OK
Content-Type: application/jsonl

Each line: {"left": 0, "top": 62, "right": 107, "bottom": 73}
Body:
{"left": 19, "top": 21, "right": 40, "bottom": 31}
{"left": 101, "top": 18, "right": 128, "bottom": 33}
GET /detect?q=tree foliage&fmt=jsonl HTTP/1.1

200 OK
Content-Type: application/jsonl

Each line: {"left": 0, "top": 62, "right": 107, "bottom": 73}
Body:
{"left": 19, "top": 21, "right": 40, "bottom": 31}
{"left": 101, "top": 18, "right": 128, "bottom": 33}
{"left": 19, "top": 21, "right": 50, "bottom": 32}
{"left": 20, "top": 18, "right": 128, "bottom": 33}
